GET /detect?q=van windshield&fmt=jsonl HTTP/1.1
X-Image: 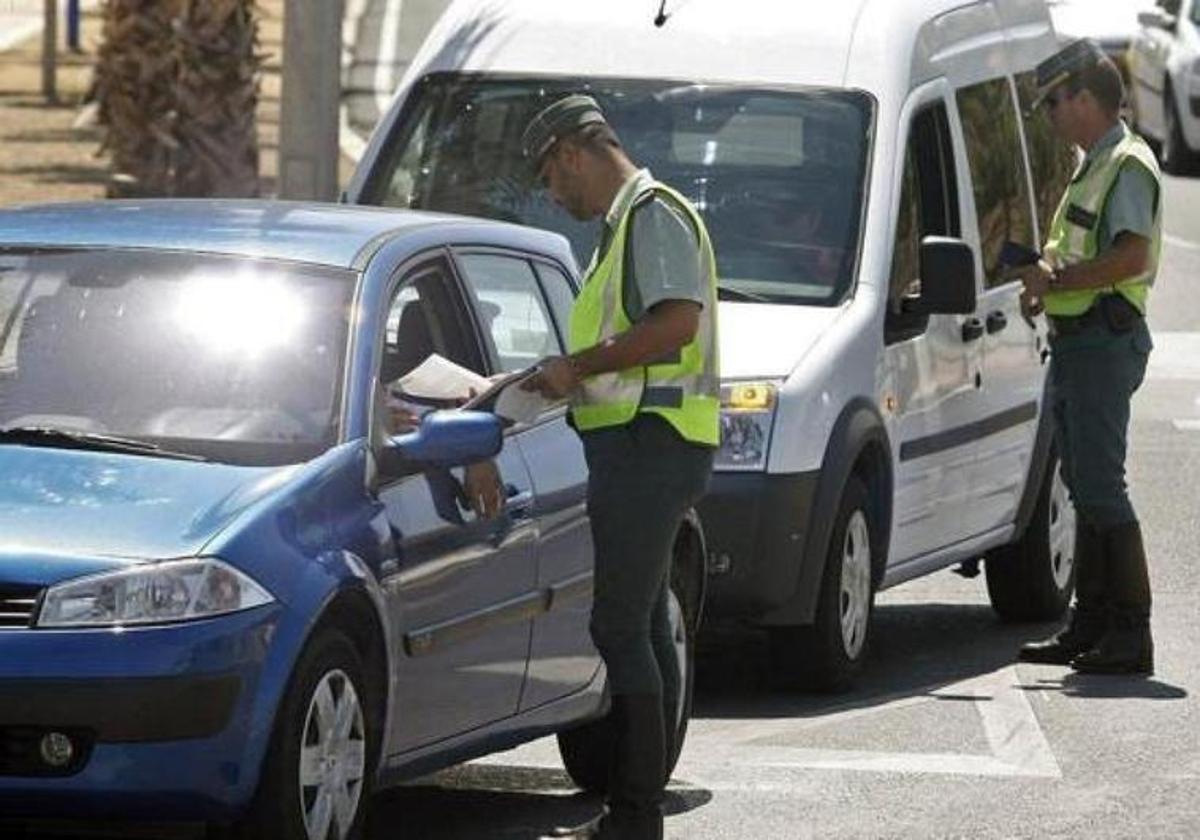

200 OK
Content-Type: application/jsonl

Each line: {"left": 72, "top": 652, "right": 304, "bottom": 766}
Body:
{"left": 362, "top": 74, "right": 874, "bottom": 306}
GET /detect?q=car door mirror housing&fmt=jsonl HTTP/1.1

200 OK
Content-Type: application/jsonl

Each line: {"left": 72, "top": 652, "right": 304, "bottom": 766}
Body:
{"left": 910, "top": 236, "right": 977, "bottom": 315}
{"left": 1139, "top": 9, "right": 1176, "bottom": 29}
{"left": 381, "top": 410, "right": 503, "bottom": 473}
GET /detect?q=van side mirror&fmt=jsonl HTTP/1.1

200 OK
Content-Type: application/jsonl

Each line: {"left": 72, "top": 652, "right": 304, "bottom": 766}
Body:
{"left": 1139, "top": 8, "right": 1176, "bottom": 29}
{"left": 911, "top": 236, "right": 976, "bottom": 315}
{"left": 379, "top": 410, "right": 503, "bottom": 475}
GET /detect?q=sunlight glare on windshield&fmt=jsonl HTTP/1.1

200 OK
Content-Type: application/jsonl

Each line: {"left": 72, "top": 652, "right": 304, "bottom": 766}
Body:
{"left": 173, "top": 272, "right": 307, "bottom": 358}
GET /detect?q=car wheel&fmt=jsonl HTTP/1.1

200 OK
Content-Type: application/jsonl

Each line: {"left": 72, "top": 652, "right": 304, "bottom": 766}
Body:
{"left": 985, "top": 451, "right": 1076, "bottom": 622}
{"left": 556, "top": 564, "right": 697, "bottom": 794}
{"left": 1162, "top": 89, "right": 1199, "bottom": 175}
{"left": 769, "top": 476, "right": 875, "bottom": 693}
{"left": 233, "top": 629, "right": 376, "bottom": 840}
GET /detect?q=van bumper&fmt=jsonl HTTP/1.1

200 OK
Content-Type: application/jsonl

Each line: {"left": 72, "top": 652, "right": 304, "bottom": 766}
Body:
{"left": 697, "top": 470, "right": 819, "bottom": 620}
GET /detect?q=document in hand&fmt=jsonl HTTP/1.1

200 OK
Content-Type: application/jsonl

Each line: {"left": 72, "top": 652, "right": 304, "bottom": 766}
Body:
{"left": 464, "top": 366, "right": 568, "bottom": 425}
{"left": 394, "top": 354, "right": 567, "bottom": 423}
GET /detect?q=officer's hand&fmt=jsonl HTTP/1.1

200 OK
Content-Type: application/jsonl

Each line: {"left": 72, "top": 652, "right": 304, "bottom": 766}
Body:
{"left": 385, "top": 397, "right": 421, "bottom": 435}
{"left": 463, "top": 460, "right": 504, "bottom": 520}
{"left": 521, "top": 356, "right": 578, "bottom": 399}
{"left": 1019, "top": 288, "right": 1045, "bottom": 326}
{"left": 1013, "top": 259, "right": 1055, "bottom": 298}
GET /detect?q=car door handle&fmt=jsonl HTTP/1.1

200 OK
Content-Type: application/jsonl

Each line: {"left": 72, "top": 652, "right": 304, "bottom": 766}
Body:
{"left": 961, "top": 318, "right": 985, "bottom": 343}
{"left": 504, "top": 484, "right": 534, "bottom": 518}
{"left": 986, "top": 311, "right": 1008, "bottom": 334}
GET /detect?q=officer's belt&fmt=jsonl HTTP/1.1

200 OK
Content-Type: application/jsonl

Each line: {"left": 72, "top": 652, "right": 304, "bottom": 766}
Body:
{"left": 1048, "top": 294, "right": 1142, "bottom": 337}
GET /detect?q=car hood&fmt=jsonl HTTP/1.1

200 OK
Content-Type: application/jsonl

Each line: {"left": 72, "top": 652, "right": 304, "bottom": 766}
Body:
{"left": 718, "top": 301, "right": 844, "bottom": 380}
{"left": 1049, "top": 1, "right": 1139, "bottom": 47}
{"left": 0, "top": 446, "right": 297, "bottom": 586}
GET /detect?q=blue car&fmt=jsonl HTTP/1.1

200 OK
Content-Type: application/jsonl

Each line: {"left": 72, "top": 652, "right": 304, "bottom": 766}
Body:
{"left": 0, "top": 202, "right": 707, "bottom": 838}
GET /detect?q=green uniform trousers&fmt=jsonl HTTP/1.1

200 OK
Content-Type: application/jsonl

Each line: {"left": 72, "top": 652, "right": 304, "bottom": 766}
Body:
{"left": 1049, "top": 316, "right": 1152, "bottom": 531}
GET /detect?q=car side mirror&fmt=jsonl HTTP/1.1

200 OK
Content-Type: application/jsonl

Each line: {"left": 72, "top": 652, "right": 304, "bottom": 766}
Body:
{"left": 379, "top": 410, "right": 502, "bottom": 475}
{"left": 903, "top": 236, "right": 976, "bottom": 316}
{"left": 1139, "top": 8, "right": 1176, "bottom": 29}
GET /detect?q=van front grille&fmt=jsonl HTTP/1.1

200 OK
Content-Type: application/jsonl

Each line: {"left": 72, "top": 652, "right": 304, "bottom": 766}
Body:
{"left": 0, "top": 585, "right": 42, "bottom": 629}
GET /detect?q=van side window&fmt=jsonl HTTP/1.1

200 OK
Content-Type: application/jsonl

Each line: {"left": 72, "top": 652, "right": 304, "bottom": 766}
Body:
{"left": 1014, "top": 71, "right": 1078, "bottom": 243}
{"left": 887, "top": 103, "right": 959, "bottom": 342}
{"left": 956, "top": 78, "right": 1037, "bottom": 288}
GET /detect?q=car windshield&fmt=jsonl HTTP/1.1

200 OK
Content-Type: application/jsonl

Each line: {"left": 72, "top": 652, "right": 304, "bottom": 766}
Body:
{"left": 363, "top": 73, "right": 874, "bottom": 305}
{"left": 0, "top": 250, "right": 355, "bottom": 466}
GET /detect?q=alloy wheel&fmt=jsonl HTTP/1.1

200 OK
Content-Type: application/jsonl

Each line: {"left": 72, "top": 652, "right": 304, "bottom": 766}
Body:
{"left": 839, "top": 510, "right": 872, "bottom": 660}
{"left": 667, "top": 588, "right": 688, "bottom": 728}
{"left": 299, "top": 669, "right": 367, "bottom": 840}
{"left": 1048, "top": 466, "right": 1077, "bottom": 592}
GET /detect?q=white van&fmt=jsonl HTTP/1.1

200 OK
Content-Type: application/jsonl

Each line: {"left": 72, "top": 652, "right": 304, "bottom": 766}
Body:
{"left": 346, "top": 0, "right": 1079, "bottom": 690}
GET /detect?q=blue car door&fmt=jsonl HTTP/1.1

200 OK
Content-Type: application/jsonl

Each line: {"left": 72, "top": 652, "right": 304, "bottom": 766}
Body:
{"left": 375, "top": 256, "right": 539, "bottom": 753}
{"left": 452, "top": 251, "right": 600, "bottom": 710}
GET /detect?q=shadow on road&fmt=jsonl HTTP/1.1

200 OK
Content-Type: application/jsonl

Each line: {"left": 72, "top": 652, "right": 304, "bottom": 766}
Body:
{"left": 1023, "top": 672, "right": 1188, "bottom": 700}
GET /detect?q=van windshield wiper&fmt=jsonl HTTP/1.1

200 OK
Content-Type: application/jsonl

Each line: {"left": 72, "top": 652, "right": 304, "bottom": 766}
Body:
{"left": 717, "top": 285, "right": 772, "bottom": 303}
{"left": 0, "top": 426, "right": 207, "bottom": 462}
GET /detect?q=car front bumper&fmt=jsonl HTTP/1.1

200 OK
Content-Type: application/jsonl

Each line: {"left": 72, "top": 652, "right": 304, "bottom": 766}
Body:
{"left": 0, "top": 604, "right": 283, "bottom": 820}
{"left": 697, "top": 470, "right": 819, "bottom": 621}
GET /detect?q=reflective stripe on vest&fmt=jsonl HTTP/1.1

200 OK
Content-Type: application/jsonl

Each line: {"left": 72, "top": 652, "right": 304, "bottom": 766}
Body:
{"left": 1042, "top": 125, "right": 1162, "bottom": 316}
{"left": 567, "top": 181, "right": 720, "bottom": 446}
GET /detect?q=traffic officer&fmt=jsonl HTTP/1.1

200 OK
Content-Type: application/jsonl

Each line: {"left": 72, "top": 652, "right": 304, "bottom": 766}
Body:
{"left": 1016, "top": 40, "right": 1158, "bottom": 676}
{"left": 520, "top": 94, "right": 719, "bottom": 838}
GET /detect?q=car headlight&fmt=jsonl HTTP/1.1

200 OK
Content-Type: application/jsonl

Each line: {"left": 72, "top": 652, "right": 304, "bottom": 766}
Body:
{"left": 37, "top": 558, "right": 274, "bottom": 628}
{"left": 715, "top": 381, "right": 779, "bottom": 471}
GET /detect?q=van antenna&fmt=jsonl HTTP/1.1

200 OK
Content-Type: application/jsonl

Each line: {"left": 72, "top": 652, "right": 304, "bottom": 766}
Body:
{"left": 654, "top": 0, "right": 669, "bottom": 27}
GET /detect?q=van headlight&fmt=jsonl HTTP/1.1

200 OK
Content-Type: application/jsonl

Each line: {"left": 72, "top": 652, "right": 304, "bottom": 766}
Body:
{"left": 716, "top": 381, "right": 779, "bottom": 472}
{"left": 37, "top": 558, "right": 274, "bottom": 628}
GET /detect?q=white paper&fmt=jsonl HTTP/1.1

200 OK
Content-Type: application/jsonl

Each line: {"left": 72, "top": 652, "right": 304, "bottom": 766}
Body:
{"left": 493, "top": 380, "right": 568, "bottom": 424}
{"left": 394, "top": 354, "right": 492, "bottom": 403}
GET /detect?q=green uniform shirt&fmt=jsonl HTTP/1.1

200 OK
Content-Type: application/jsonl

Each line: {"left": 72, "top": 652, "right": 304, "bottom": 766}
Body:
{"left": 1089, "top": 122, "right": 1160, "bottom": 251}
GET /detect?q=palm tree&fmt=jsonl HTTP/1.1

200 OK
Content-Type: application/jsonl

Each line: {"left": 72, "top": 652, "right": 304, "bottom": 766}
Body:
{"left": 96, "top": 0, "right": 262, "bottom": 198}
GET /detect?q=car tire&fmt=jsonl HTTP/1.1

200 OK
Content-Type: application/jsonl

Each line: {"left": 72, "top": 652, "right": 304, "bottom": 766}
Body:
{"left": 769, "top": 476, "right": 876, "bottom": 693}
{"left": 985, "top": 450, "right": 1076, "bottom": 622}
{"left": 556, "top": 557, "right": 698, "bottom": 794}
{"left": 231, "top": 629, "right": 378, "bottom": 840}
{"left": 1162, "top": 88, "right": 1199, "bottom": 175}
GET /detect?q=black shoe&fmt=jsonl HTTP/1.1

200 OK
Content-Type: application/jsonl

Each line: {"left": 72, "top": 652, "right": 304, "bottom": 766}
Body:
{"left": 542, "top": 810, "right": 606, "bottom": 839}
{"left": 1072, "top": 624, "right": 1154, "bottom": 675}
{"left": 1018, "top": 609, "right": 1106, "bottom": 665}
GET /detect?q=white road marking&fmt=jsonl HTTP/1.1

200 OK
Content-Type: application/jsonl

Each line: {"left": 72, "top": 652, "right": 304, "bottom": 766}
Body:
{"left": 1165, "top": 233, "right": 1200, "bottom": 252}
{"left": 1146, "top": 332, "right": 1200, "bottom": 380}
{"left": 471, "top": 666, "right": 1060, "bottom": 786}
{"left": 1173, "top": 419, "right": 1200, "bottom": 432}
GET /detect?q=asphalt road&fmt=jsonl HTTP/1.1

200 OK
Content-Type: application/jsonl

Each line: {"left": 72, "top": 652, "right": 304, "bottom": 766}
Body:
{"left": 364, "top": 175, "right": 1200, "bottom": 839}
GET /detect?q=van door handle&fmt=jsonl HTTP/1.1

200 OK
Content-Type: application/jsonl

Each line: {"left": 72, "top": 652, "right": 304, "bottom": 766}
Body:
{"left": 504, "top": 484, "right": 534, "bottom": 519}
{"left": 986, "top": 311, "right": 1008, "bottom": 334}
{"left": 961, "top": 318, "right": 985, "bottom": 343}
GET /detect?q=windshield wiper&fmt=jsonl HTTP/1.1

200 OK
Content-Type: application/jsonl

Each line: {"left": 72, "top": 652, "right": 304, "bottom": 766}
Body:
{"left": 0, "top": 426, "right": 208, "bottom": 462}
{"left": 717, "top": 285, "right": 772, "bottom": 303}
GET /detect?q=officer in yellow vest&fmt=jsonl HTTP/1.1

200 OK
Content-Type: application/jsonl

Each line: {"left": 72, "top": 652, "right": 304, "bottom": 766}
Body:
{"left": 1015, "top": 40, "right": 1158, "bottom": 675}
{"left": 520, "top": 95, "right": 719, "bottom": 839}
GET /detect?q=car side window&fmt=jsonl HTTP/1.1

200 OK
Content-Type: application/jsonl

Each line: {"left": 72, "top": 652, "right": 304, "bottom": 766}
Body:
{"left": 455, "top": 252, "right": 562, "bottom": 373}
{"left": 1014, "top": 71, "right": 1077, "bottom": 244}
{"left": 956, "top": 77, "right": 1037, "bottom": 288}
{"left": 532, "top": 261, "right": 577, "bottom": 348}
{"left": 381, "top": 259, "right": 483, "bottom": 389}
{"left": 886, "top": 102, "right": 959, "bottom": 343}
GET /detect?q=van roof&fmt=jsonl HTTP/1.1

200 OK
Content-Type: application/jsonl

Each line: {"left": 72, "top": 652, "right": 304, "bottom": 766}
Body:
{"left": 413, "top": 0, "right": 1055, "bottom": 91}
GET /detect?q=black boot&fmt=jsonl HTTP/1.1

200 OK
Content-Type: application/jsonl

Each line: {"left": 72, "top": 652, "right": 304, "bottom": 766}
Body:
{"left": 545, "top": 694, "right": 666, "bottom": 840}
{"left": 1019, "top": 520, "right": 1107, "bottom": 664}
{"left": 1072, "top": 521, "right": 1153, "bottom": 675}
{"left": 600, "top": 693, "right": 666, "bottom": 840}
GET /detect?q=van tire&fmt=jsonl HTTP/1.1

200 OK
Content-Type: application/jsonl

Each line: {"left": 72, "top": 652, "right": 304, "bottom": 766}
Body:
{"left": 557, "top": 565, "right": 697, "bottom": 794}
{"left": 985, "top": 451, "right": 1075, "bottom": 622}
{"left": 1162, "top": 89, "right": 1199, "bottom": 175}
{"left": 769, "top": 476, "right": 875, "bottom": 693}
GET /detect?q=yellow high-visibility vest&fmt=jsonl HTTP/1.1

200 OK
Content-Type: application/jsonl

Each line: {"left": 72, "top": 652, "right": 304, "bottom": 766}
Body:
{"left": 568, "top": 180, "right": 720, "bottom": 446}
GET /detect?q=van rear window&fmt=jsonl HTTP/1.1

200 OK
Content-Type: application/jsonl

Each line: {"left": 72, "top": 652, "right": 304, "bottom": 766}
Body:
{"left": 362, "top": 74, "right": 874, "bottom": 306}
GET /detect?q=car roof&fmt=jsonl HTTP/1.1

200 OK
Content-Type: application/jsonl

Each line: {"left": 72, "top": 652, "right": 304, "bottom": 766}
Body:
{"left": 411, "top": 0, "right": 1051, "bottom": 91}
{"left": 0, "top": 200, "right": 575, "bottom": 271}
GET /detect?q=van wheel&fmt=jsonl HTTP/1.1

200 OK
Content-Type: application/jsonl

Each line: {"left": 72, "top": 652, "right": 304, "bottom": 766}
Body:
{"left": 557, "top": 568, "right": 696, "bottom": 794}
{"left": 1162, "top": 90, "right": 1199, "bottom": 175}
{"left": 985, "top": 452, "right": 1075, "bottom": 621}
{"left": 232, "top": 629, "right": 377, "bottom": 840}
{"left": 770, "top": 476, "right": 875, "bottom": 693}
